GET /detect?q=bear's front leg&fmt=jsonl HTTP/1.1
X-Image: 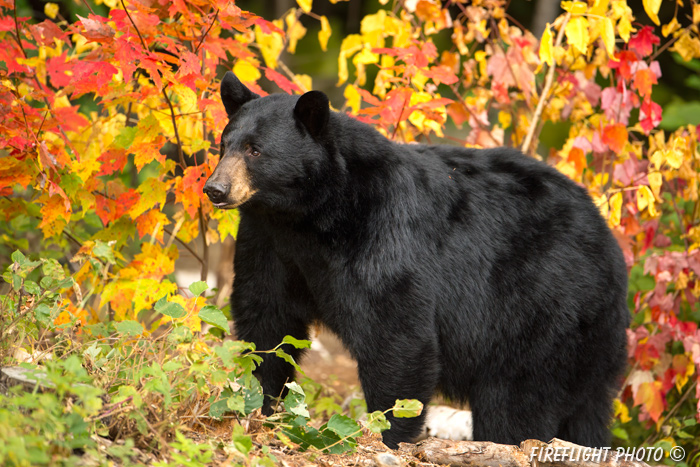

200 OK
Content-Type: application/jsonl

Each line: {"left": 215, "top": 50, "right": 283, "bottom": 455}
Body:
{"left": 232, "top": 220, "right": 314, "bottom": 414}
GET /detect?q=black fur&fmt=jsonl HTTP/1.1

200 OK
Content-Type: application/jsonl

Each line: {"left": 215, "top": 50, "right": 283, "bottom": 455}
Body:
{"left": 207, "top": 73, "right": 630, "bottom": 449}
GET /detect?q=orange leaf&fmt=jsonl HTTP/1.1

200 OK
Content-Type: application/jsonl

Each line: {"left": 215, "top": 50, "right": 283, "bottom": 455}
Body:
{"left": 632, "top": 68, "right": 657, "bottom": 98}
{"left": 39, "top": 194, "right": 71, "bottom": 238}
{"left": 602, "top": 123, "right": 628, "bottom": 154}
{"left": 567, "top": 147, "right": 587, "bottom": 173}
{"left": 633, "top": 381, "right": 665, "bottom": 422}
{"left": 135, "top": 209, "right": 169, "bottom": 241}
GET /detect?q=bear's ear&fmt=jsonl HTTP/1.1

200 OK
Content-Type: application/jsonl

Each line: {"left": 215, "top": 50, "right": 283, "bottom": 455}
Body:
{"left": 220, "top": 71, "right": 259, "bottom": 117}
{"left": 294, "top": 91, "right": 330, "bottom": 139}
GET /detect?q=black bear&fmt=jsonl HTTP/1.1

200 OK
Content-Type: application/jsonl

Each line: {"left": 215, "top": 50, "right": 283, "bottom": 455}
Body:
{"left": 203, "top": 72, "right": 630, "bottom": 449}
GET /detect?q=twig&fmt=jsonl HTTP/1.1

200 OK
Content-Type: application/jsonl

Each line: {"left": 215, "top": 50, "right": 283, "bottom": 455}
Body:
{"left": 163, "top": 225, "right": 204, "bottom": 266}
{"left": 79, "top": 0, "right": 95, "bottom": 15}
{"left": 193, "top": 9, "right": 219, "bottom": 55}
{"left": 12, "top": 1, "right": 80, "bottom": 159}
{"left": 521, "top": 13, "right": 571, "bottom": 156}
{"left": 197, "top": 207, "right": 208, "bottom": 282}
{"left": 120, "top": 0, "right": 187, "bottom": 169}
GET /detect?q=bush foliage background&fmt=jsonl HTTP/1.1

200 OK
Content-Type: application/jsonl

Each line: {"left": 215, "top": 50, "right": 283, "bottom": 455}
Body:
{"left": 2, "top": 0, "right": 700, "bottom": 464}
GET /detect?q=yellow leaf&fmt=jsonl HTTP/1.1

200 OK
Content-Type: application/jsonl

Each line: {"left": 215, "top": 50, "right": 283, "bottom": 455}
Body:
{"left": 561, "top": 1, "right": 588, "bottom": 14}
{"left": 44, "top": 3, "right": 59, "bottom": 19}
{"left": 354, "top": 46, "right": 379, "bottom": 65}
{"left": 590, "top": 0, "right": 610, "bottom": 16}
{"left": 694, "top": 4, "right": 700, "bottom": 24}
{"left": 498, "top": 111, "right": 511, "bottom": 129}
{"left": 637, "top": 186, "right": 658, "bottom": 217}
{"left": 565, "top": 16, "right": 590, "bottom": 55}
{"left": 642, "top": 0, "right": 661, "bottom": 25}
{"left": 601, "top": 17, "right": 616, "bottom": 58}
{"left": 614, "top": 399, "right": 631, "bottom": 424}
{"left": 617, "top": 15, "right": 635, "bottom": 43}
{"left": 296, "top": 0, "right": 312, "bottom": 13}
{"left": 673, "top": 33, "right": 700, "bottom": 62}
{"left": 344, "top": 84, "right": 361, "bottom": 113}
{"left": 662, "top": 16, "right": 680, "bottom": 37}
{"left": 594, "top": 194, "right": 610, "bottom": 219}
{"left": 609, "top": 192, "right": 623, "bottom": 226}
{"left": 295, "top": 74, "right": 312, "bottom": 92}
{"left": 285, "top": 10, "right": 307, "bottom": 54}
{"left": 337, "top": 34, "right": 363, "bottom": 85}
{"left": 232, "top": 60, "right": 260, "bottom": 83}
{"left": 665, "top": 148, "right": 683, "bottom": 169}
{"left": 254, "top": 24, "right": 284, "bottom": 69}
{"left": 539, "top": 23, "right": 554, "bottom": 67}
{"left": 648, "top": 171, "right": 662, "bottom": 198}
{"left": 172, "top": 83, "right": 198, "bottom": 114}
{"left": 318, "top": 16, "right": 331, "bottom": 52}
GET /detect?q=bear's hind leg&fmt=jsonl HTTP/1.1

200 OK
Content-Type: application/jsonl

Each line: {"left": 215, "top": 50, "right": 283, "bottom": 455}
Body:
{"left": 469, "top": 379, "right": 560, "bottom": 445}
{"left": 556, "top": 391, "right": 614, "bottom": 448}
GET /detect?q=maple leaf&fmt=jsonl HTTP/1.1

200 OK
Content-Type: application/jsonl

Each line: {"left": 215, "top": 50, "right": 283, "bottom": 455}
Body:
{"left": 640, "top": 99, "right": 662, "bottom": 134}
{"left": 77, "top": 14, "right": 115, "bottom": 43}
{"left": 178, "top": 50, "right": 201, "bottom": 78}
{"left": 71, "top": 61, "right": 119, "bottom": 97}
{"left": 567, "top": 147, "right": 587, "bottom": 174}
{"left": 265, "top": 68, "right": 302, "bottom": 94}
{"left": 602, "top": 123, "right": 628, "bottom": 154}
{"left": 135, "top": 209, "right": 169, "bottom": 241}
{"left": 632, "top": 68, "right": 657, "bottom": 98}
{"left": 628, "top": 26, "right": 660, "bottom": 58}
{"left": 634, "top": 381, "right": 665, "bottom": 422}
{"left": 39, "top": 194, "right": 71, "bottom": 237}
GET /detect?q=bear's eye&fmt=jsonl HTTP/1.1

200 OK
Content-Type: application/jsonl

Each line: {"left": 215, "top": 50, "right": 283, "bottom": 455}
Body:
{"left": 246, "top": 145, "right": 261, "bottom": 158}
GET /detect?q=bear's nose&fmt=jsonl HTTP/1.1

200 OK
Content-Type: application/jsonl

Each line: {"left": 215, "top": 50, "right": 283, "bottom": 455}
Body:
{"left": 203, "top": 181, "right": 230, "bottom": 203}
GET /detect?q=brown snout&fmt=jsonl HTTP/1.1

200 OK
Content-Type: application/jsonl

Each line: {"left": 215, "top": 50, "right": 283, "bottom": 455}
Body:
{"left": 203, "top": 156, "right": 257, "bottom": 209}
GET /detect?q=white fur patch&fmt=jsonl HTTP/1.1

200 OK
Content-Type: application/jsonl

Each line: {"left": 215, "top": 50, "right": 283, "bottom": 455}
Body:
{"left": 420, "top": 405, "right": 473, "bottom": 441}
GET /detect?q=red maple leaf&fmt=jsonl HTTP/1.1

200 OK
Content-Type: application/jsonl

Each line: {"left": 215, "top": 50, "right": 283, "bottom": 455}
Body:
{"left": 602, "top": 123, "right": 628, "bottom": 154}
{"left": 628, "top": 26, "right": 660, "bottom": 58}
{"left": 77, "top": 14, "right": 115, "bottom": 43}
{"left": 71, "top": 61, "right": 118, "bottom": 97}
{"left": 609, "top": 50, "right": 638, "bottom": 80}
{"left": 640, "top": 99, "right": 662, "bottom": 134}
{"left": 265, "top": 68, "right": 301, "bottom": 94}
{"left": 97, "top": 149, "right": 128, "bottom": 176}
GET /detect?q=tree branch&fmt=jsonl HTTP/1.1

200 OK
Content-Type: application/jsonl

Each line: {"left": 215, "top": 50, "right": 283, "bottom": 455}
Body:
{"left": 521, "top": 13, "right": 570, "bottom": 156}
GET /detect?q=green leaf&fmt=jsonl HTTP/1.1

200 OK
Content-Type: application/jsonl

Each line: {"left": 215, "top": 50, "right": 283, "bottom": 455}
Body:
{"left": 283, "top": 382, "right": 310, "bottom": 418}
{"left": 11, "top": 250, "right": 26, "bottom": 265}
{"left": 366, "top": 411, "right": 391, "bottom": 433}
{"left": 114, "top": 320, "right": 144, "bottom": 336}
{"left": 155, "top": 297, "right": 186, "bottom": 318}
{"left": 611, "top": 427, "right": 629, "bottom": 441}
{"left": 92, "top": 240, "right": 116, "bottom": 264}
{"left": 276, "top": 349, "right": 305, "bottom": 375}
{"left": 189, "top": 281, "right": 208, "bottom": 296}
{"left": 232, "top": 425, "right": 253, "bottom": 455}
{"left": 198, "top": 305, "right": 229, "bottom": 333}
{"left": 23, "top": 280, "right": 40, "bottom": 295}
{"left": 281, "top": 335, "right": 312, "bottom": 349}
{"left": 34, "top": 303, "right": 53, "bottom": 324}
{"left": 226, "top": 394, "right": 246, "bottom": 413}
{"left": 325, "top": 414, "right": 360, "bottom": 438}
{"left": 209, "top": 398, "right": 229, "bottom": 419}
{"left": 243, "top": 377, "right": 264, "bottom": 414}
{"left": 392, "top": 399, "right": 423, "bottom": 418}
{"left": 113, "top": 126, "right": 138, "bottom": 149}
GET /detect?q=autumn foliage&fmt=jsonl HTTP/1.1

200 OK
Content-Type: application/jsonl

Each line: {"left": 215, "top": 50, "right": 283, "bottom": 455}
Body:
{"left": 2, "top": 0, "right": 700, "bottom": 460}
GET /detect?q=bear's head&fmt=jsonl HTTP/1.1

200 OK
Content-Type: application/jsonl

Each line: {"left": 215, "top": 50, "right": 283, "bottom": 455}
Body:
{"left": 203, "top": 72, "right": 333, "bottom": 211}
